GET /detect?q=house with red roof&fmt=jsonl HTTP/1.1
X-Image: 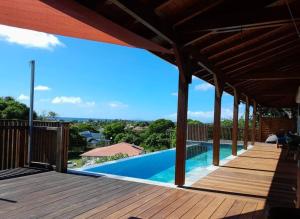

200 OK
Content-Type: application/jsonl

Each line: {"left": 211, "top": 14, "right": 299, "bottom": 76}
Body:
{"left": 81, "top": 142, "right": 144, "bottom": 159}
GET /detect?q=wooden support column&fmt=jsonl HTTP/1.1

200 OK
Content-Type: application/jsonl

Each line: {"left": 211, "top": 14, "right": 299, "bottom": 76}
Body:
{"left": 297, "top": 160, "right": 300, "bottom": 208}
{"left": 251, "top": 100, "right": 257, "bottom": 145}
{"left": 174, "top": 45, "right": 191, "bottom": 186}
{"left": 213, "top": 76, "right": 224, "bottom": 166}
{"left": 232, "top": 88, "right": 239, "bottom": 156}
{"left": 243, "top": 96, "right": 250, "bottom": 150}
{"left": 258, "top": 110, "right": 262, "bottom": 142}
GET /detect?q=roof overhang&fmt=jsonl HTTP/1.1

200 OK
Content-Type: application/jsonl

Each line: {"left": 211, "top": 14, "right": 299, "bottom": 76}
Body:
{"left": 0, "top": 0, "right": 171, "bottom": 54}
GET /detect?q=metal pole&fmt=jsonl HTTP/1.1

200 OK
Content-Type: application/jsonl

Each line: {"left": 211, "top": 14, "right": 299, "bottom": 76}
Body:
{"left": 28, "top": 60, "right": 35, "bottom": 166}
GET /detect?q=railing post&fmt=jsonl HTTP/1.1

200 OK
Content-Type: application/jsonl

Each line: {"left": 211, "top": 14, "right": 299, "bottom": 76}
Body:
{"left": 55, "top": 127, "right": 63, "bottom": 172}
{"left": 243, "top": 96, "right": 250, "bottom": 150}
{"left": 213, "top": 76, "right": 223, "bottom": 166}
{"left": 251, "top": 100, "right": 257, "bottom": 145}
{"left": 297, "top": 160, "right": 300, "bottom": 208}
{"left": 232, "top": 88, "right": 239, "bottom": 156}
{"left": 173, "top": 44, "right": 191, "bottom": 186}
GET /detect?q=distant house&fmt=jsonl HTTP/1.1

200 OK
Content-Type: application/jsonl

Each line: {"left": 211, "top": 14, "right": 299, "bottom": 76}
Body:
{"left": 81, "top": 142, "right": 144, "bottom": 159}
{"left": 79, "top": 130, "right": 110, "bottom": 147}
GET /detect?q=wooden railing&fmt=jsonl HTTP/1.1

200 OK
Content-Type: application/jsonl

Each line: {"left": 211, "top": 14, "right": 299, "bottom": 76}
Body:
{"left": 0, "top": 120, "right": 69, "bottom": 172}
{"left": 187, "top": 124, "right": 259, "bottom": 142}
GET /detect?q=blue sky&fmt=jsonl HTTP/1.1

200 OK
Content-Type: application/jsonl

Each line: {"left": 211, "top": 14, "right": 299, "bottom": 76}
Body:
{"left": 0, "top": 24, "right": 247, "bottom": 122}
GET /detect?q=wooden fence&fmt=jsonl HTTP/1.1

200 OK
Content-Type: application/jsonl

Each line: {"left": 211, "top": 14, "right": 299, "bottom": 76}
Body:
{"left": 259, "top": 117, "right": 296, "bottom": 142}
{"left": 0, "top": 120, "right": 69, "bottom": 172}
{"left": 187, "top": 124, "right": 258, "bottom": 142}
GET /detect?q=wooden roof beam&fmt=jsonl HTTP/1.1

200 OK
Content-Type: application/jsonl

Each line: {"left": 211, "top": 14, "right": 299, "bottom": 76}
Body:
{"left": 225, "top": 44, "right": 300, "bottom": 76}
{"left": 231, "top": 70, "right": 300, "bottom": 80}
{"left": 215, "top": 32, "right": 298, "bottom": 67}
{"left": 188, "top": 48, "right": 256, "bottom": 102}
{"left": 209, "top": 24, "right": 295, "bottom": 63}
{"left": 172, "top": 0, "right": 224, "bottom": 27}
{"left": 178, "top": 4, "right": 300, "bottom": 33}
{"left": 109, "top": 0, "right": 175, "bottom": 45}
{"left": 222, "top": 38, "right": 300, "bottom": 72}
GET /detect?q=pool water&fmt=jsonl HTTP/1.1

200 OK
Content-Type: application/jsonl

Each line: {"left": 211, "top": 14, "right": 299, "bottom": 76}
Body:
{"left": 78, "top": 143, "right": 242, "bottom": 183}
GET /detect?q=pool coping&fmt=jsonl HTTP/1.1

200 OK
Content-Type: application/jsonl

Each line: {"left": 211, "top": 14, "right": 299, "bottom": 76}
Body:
{"left": 68, "top": 144, "right": 253, "bottom": 188}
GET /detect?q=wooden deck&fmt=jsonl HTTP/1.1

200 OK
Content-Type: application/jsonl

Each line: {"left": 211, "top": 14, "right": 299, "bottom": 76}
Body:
{"left": 0, "top": 143, "right": 296, "bottom": 218}
{"left": 190, "top": 143, "right": 297, "bottom": 209}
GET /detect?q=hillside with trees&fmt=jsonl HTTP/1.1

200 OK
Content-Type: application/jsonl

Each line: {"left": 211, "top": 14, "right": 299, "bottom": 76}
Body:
{"left": 0, "top": 97, "right": 37, "bottom": 120}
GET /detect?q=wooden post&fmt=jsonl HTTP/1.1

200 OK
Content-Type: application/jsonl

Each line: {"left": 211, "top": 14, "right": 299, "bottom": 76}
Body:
{"left": 244, "top": 96, "right": 250, "bottom": 149}
{"left": 297, "top": 160, "right": 300, "bottom": 208}
{"left": 173, "top": 45, "right": 191, "bottom": 186}
{"left": 251, "top": 100, "right": 257, "bottom": 145}
{"left": 56, "top": 127, "right": 63, "bottom": 172}
{"left": 213, "top": 76, "right": 223, "bottom": 166}
{"left": 232, "top": 88, "right": 239, "bottom": 156}
{"left": 258, "top": 110, "right": 262, "bottom": 142}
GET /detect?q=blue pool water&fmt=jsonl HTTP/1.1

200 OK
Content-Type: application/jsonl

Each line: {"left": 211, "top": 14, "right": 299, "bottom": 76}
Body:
{"left": 78, "top": 143, "right": 242, "bottom": 183}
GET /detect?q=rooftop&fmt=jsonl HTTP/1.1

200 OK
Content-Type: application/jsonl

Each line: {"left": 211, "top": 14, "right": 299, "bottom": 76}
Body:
{"left": 81, "top": 142, "right": 144, "bottom": 157}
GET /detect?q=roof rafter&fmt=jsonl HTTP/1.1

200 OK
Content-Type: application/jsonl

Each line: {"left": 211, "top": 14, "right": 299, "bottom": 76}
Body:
{"left": 178, "top": 4, "right": 300, "bottom": 33}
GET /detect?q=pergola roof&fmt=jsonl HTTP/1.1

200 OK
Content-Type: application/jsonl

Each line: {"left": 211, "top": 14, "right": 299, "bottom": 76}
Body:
{"left": 1, "top": 0, "right": 299, "bottom": 107}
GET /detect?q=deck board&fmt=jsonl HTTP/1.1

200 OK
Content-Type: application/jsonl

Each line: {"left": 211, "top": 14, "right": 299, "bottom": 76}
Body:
{"left": 0, "top": 143, "right": 296, "bottom": 218}
{"left": 191, "top": 142, "right": 297, "bottom": 209}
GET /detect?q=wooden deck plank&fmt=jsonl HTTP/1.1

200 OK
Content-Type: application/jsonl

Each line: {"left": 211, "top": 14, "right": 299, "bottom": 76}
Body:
{"left": 225, "top": 200, "right": 247, "bottom": 218}
{"left": 195, "top": 196, "right": 225, "bottom": 219}
{"left": 89, "top": 186, "right": 161, "bottom": 219}
{"left": 25, "top": 179, "right": 132, "bottom": 218}
{"left": 149, "top": 192, "right": 195, "bottom": 218}
{"left": 73, "top": 183, "right": 152, "bottom": 219}
{"left": 0, "top": 174, "right": 93, "bottom": 212}
{"left": 43, "top": 181, "right": 146, "bottom": 219}
{"left": 165, "top": 193, "right": 205, "bottom": 219}
{"left": 105, "top": 187, "right": 170, "bottom": 219}
{"left": 210, "top": 198, "right": 236, "bottom": 218}
{"left": 119, "top": 189, "right": 178, "bottom": 219}
{"left": 180, "top": 195, "right": 215, "bottom": 219}
{"left": 238, "top": 201, "right": 258, "bottom": 219}
{"left": 137, "top": 190, "right": 187, "bottom": 218}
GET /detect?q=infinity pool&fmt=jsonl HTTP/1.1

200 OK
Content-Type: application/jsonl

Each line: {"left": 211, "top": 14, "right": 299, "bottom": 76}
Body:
{"left": 74, "top": 142, "right": 242, "bottom": 184}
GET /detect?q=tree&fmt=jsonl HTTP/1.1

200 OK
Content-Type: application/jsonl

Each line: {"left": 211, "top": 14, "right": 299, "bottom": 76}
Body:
{"left": 103, "top": 122, "right": 126, "bottom": 143}
{"left": 148, "top": 119, "right": 175, "bottom": 134}
{"left": 221, "top": 119, "right": 233, "bottom": 127}
{"left": 144, "top": 133, "right": 170, "bottom": 151}
{"left": 47, "top": 111, "right": 58, "bottom": 120}
{"left": 70, "top": 123, "right": 98, "bottom": 133}
{"left": 114, "top": 132, "right": 141, "bottom": 145}
{"left": 69, "top": 126, "right": 87, "bottom": 151}
{"left": 0, "top": 97, "right": 37, "bottom": 120}
{"left": 187, "top": 119, "right": 203, "bottom": 125}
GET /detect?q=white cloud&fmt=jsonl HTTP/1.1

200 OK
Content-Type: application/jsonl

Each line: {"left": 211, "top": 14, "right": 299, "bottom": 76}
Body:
{"left": 108, "top": 101, "right": 128, "bottom": 109}
{"left": 195, "top": 82, "right": 214, "bottom": 91}
{"left": 52, "top": 96, "right": 82, "bottom": 104}
{"left": 35, "top": 85, "right": 51, "bottom": 91}
{"left": 0, "top": 24, "right": 64, "bottom": 50}
{"left": 18, "top": 94, "right": 29, "bottom": 101}
{"left": 85, "top": 101, "right": 96, "bottom": 107}
{"left": 171, "top": 92, "right": 178, "bottom": 96}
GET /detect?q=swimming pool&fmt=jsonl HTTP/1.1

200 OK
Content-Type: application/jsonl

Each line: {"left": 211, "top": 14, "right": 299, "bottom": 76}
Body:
{"left": 72, "top": 142, "right": 243, "bottom": 185}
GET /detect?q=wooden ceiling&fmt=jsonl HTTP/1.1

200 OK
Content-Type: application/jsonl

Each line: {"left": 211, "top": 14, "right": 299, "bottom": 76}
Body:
{"left": 73, "top": 0, "right": 300, "bottom": 107}
{"left": 1, "top": 0, "right": 299, "bottom": 107}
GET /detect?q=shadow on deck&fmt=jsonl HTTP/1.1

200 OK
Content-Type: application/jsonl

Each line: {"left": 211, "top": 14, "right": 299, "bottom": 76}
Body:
{"left": 0, "top": 167, "right": 49, "bottom": 180}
